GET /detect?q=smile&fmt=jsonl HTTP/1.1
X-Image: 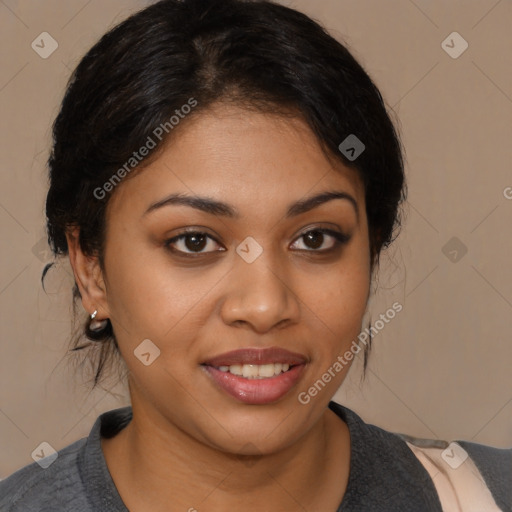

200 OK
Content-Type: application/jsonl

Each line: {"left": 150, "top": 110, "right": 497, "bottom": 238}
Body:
{"left": 201, "top": 347, "right": 308, "bottom": 404}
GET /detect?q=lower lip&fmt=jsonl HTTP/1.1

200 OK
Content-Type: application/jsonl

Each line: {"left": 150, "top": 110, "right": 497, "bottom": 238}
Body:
{"left": 202, "top": 365, "right": 306, "bottom": 405}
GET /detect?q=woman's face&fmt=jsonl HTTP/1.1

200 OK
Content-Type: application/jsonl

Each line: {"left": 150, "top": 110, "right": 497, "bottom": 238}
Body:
{"left": 98, "top": 104, "right": 371, "bottom": 454}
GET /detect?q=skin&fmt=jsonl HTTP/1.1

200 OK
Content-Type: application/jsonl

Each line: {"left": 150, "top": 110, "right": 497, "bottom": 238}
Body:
{"left": 66, "top": 103, "right": 372, "bottom": 511}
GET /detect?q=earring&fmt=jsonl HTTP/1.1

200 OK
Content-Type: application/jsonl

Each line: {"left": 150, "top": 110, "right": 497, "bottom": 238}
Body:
{"left": 90, "top": 309, "right": 108, "bottom": 331}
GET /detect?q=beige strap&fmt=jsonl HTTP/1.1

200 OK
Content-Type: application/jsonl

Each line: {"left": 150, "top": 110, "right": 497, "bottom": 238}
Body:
{"left": 406, "top": 441, "right": 503, "bottom": 511}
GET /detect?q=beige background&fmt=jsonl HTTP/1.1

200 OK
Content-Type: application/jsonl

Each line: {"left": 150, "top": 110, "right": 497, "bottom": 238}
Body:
{"left": 1, "top": 0, "right": 511, "bottom": 478}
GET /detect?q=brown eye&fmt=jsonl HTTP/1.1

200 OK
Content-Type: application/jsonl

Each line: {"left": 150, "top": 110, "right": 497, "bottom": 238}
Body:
{"left": 183, "top": 233, "right": 208, "bottom": 252}
{"left": 303, "top": 230, "right": 324, "bottom": 249}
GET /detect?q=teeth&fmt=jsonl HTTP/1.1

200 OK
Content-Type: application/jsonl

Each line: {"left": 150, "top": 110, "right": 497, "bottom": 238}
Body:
{"left": 217, "top": 363, "right": 292, "bottom": 378}
{"left": 258, "top": 364, "right": 277, "bottom": 377}
{"left": 242, "top": 364, "right": 259, "bottom": 378}
{"left": 229, "top": 364, "right": 242, "bottom": 375}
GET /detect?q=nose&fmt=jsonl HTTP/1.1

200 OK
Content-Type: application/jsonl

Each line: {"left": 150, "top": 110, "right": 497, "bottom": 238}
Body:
{"left": 220, "top": 252, "right": 301, "bottom": 334}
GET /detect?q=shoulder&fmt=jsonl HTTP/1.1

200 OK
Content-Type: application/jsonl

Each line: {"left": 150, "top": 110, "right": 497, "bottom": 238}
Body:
{"left": 396, "top": 433, "right": 511, "bottom": 512}
{"left": 457, "top": 439, "right": 511, "bottom": 511}
{"left": 0, "top": 405, "right": 132, "bottom": 512}
{"left": 0, "top": 437, "right": 91, "bottom": 512}
{"left": 329, "top": 402, "right": 444, "bottom": 510}
{"left": 329, "top": 401, "right": 511, "bottom": 511}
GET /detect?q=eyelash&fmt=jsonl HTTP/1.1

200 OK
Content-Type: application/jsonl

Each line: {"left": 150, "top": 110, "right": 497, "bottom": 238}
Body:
{"left": 164, "top": 228, "right": 351, "bottom": 257}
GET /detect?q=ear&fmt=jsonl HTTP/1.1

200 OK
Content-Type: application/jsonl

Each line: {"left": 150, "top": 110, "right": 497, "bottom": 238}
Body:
{"left": 66, "top": 227, "right": 110, "bottom": 320}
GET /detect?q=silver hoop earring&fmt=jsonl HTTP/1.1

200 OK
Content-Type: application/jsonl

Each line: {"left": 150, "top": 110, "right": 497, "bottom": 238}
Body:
{"left": 90, "top": 310, "right": 108, "bottom": 331}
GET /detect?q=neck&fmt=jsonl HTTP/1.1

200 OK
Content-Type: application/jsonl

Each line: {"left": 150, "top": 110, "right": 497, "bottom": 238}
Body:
{"left": 102, "top": 400, "right": 350, "bottom": 511}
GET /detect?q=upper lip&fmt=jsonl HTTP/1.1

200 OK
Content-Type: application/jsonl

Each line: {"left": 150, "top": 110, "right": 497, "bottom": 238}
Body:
{"left": 202, "top": 347, "right": 308, "bottom": 367}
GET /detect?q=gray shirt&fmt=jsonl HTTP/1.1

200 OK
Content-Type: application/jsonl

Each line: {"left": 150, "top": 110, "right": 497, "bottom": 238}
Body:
{"left": 1, "top": 402, "right": 510, "bottom": 511}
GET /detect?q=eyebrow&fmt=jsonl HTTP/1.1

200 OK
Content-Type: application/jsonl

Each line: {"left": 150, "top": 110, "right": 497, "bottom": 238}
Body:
{"left": 143, "top": 190, "right": 359, "bottom": 222}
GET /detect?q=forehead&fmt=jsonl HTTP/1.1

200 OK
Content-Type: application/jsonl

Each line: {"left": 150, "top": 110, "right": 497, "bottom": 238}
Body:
{"left": 108, "top": 104, "right": 365, "bottom": 219}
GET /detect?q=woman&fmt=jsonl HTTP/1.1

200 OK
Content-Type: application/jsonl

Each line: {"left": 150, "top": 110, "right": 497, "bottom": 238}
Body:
{"left": 1, "top": 0, "right": 510, "bottom": 510}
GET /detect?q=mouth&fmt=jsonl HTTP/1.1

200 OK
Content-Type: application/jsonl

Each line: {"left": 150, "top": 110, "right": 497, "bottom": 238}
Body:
{"left": 201, "top": 347, "right": 308, "bottom": 405}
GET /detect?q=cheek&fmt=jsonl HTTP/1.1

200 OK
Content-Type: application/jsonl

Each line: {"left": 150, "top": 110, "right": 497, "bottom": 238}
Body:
{"left": 310, "top": 270, "right": 369, "bottom": 342}
{"left": 301, "top": 242, "right": 370, "bottom": 356}
{"left": 102, "top": 236, "right": 213, "bottom": 345}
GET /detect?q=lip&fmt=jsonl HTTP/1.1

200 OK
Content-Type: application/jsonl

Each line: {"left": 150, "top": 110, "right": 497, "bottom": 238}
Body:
{"left": 202, "top": 364, "right": 306, "bottom": 405}
{"left": 201, "top": 347, "right": 308, "bottom": 405}
{"left": 202, "top": 347, "right": 308, "bottom": 367}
